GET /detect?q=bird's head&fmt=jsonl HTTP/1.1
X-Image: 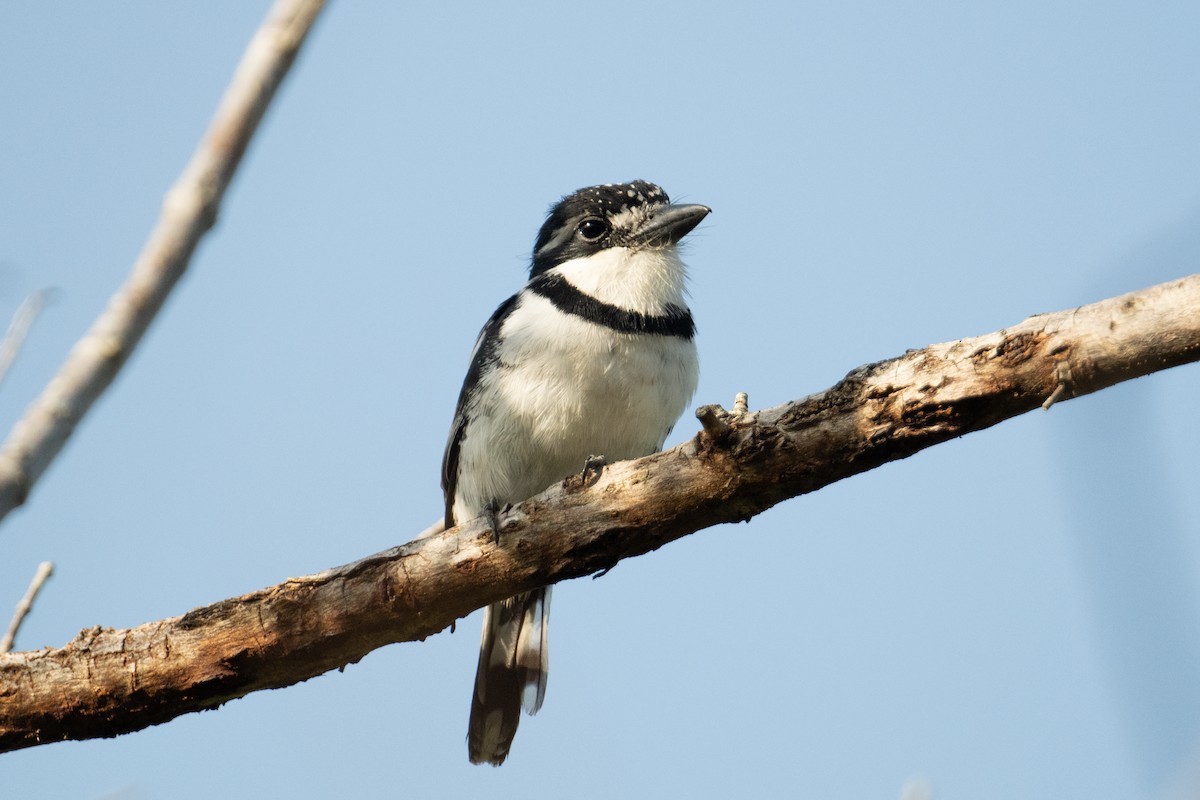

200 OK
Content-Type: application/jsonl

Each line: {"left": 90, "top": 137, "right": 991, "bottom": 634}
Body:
{"left": 529, "top": 181, "right": 710, "bottom": 280}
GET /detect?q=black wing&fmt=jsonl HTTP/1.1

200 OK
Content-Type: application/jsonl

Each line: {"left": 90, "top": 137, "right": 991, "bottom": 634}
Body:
{"left": 441, "top": 292, "right": 520, "bottom": 527}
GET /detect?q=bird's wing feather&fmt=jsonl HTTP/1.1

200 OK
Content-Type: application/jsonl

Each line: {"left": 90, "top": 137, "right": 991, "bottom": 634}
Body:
{"left": 441, "top": 292, "right": 520, "bottom": 526}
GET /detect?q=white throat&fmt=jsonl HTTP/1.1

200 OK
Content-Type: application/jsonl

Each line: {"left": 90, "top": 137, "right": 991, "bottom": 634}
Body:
{"left": 550, "top": 246, "right": 689, "bottom": 314}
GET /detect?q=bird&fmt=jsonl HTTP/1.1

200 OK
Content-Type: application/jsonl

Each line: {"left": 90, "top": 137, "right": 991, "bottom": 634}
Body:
{"left": 441, "top": 180, "right": 709, "bottom": 765}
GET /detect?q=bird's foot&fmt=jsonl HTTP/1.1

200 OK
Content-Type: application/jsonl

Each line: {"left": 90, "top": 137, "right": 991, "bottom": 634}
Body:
{"left": 485, "top": 499, "right": 503, "bottom": 545}
{"left": 581, "top": 454, "right": 607, "bottom": 486}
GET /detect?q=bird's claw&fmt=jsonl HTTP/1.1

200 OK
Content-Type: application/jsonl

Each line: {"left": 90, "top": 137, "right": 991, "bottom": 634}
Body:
{"left": 581, "top": 454, "right": 607, "bottom": 486}
{"left": 485, "top": 499, "right": 502, "bottom": 545}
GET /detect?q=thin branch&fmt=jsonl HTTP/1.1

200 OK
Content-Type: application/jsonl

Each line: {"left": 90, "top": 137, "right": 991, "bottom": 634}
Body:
{"left": 1, "top": 273, "right": 1196, "bottom": 752}
{"left": 0, "top": 0, "right": 326, "bottom": 527}
{"left": 0, "top": 290, "right": 57, "bottom": 389}
{"left": 0, "top": 562, "right": 54, "bottom": 654}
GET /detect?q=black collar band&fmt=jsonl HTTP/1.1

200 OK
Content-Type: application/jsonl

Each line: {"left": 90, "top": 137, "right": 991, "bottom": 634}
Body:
{"left": 527, "top": 273, "right": 695, "bottom": 339}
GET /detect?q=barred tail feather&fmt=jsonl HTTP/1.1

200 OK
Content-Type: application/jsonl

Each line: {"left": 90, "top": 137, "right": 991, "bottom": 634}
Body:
{"left": 467, "top": 588, "right": 551, "bottom": 765}
{"left": 518, "top": 587, "right": 550, "bottom": 714}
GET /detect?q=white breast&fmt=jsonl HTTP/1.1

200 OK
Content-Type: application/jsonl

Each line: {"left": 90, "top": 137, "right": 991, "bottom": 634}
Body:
{"left": 452, "top": 289, "right": 698, "bottom": 524}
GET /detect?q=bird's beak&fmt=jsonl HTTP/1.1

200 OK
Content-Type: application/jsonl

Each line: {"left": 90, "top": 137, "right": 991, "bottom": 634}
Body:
{"left": 632, "top": 203, "right": 711, "bottom": 247}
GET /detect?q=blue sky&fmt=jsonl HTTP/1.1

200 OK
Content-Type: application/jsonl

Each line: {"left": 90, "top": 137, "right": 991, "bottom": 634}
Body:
{"left": 2, "top": 2, "right": 1199, "bottom": 798}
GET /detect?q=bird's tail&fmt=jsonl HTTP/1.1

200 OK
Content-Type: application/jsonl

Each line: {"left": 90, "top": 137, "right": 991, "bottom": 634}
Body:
{"left": 467, "top": 586, "right": 551, "bottom": 765}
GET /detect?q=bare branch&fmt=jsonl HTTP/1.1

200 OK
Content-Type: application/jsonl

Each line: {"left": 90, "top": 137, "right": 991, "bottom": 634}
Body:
{"left": 0, "top": 0, "right": 327, "bottom": 526}
{"left": 0, "top": 273, "right": 1196, "bottom": 752}
{"left": 0, "top": 562, "right": 54, "bottom": 654}
{"left": 0, "top": 290, "right": 57, "bottom": 389}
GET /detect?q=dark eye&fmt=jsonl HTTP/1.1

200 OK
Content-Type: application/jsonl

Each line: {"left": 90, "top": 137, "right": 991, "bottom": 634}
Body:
{"left": 577, "top": 218, "right": 609, "bottom": 241}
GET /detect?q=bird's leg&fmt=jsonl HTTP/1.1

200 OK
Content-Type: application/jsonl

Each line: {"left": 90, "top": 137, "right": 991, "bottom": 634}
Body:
{"left": 581, "top": 454, "right": 607, "bottom": 486}
{"left": 485, "top": 498, "right": 503, "bottom": 545}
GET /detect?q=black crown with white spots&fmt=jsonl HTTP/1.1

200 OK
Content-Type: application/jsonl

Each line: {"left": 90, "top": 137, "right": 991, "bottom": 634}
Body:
{"left": 530, "top": 181, "right": 671, "bottom": 277}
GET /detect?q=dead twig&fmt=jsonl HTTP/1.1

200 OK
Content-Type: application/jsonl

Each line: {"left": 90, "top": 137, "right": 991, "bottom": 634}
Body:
{"left": 0, "top": 0, "right": 327, "bottom": 527}
{"left": 0, "top": 561, "right": 54, "bottom": 653}
{"left": 0, "top": 289, "right": 57, "bottom": 389}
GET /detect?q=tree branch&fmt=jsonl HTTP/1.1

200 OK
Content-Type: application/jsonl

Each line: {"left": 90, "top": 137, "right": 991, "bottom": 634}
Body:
{"left": 0, "top": 562, "right": 54, "bottom": 654}
{"left": 0, "top": 0, "right": 326, "bottom": 527}
{"left": 1, "top": 273, "right": 1196, "bottom": 752}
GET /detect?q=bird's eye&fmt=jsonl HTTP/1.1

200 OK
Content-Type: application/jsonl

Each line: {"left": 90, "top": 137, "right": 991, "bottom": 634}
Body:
{"left": 577, "top": 218, "right": 609, "bottom": 241}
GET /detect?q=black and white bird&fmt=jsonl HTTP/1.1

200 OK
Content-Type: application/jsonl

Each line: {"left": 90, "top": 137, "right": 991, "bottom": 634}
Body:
{"left": 441, "top": 180, "right": 709, "bottom": 765}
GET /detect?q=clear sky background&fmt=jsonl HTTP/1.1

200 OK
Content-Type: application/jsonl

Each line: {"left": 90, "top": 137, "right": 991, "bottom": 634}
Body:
{"left": 2, "top": 2, "right": 1199, "bottom": 798}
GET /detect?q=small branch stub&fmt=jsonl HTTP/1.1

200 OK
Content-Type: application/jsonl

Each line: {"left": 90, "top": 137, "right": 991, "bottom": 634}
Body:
{"left": 696, "top": 404, "right": 733, "bottom": 444}
{"left": 732, "top": 391, "right": 749, "bottom": 416}
{"left": 696, "top": 391, "right": 750, "bottom": 446}
{"left": 1042, "top": 360, "right": 1074, "bottom": 410}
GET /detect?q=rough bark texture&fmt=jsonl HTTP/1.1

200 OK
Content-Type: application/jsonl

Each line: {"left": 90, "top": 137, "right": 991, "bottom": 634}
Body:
{"left": 1, "top": 273, "right": 1197, "bottom": 751}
